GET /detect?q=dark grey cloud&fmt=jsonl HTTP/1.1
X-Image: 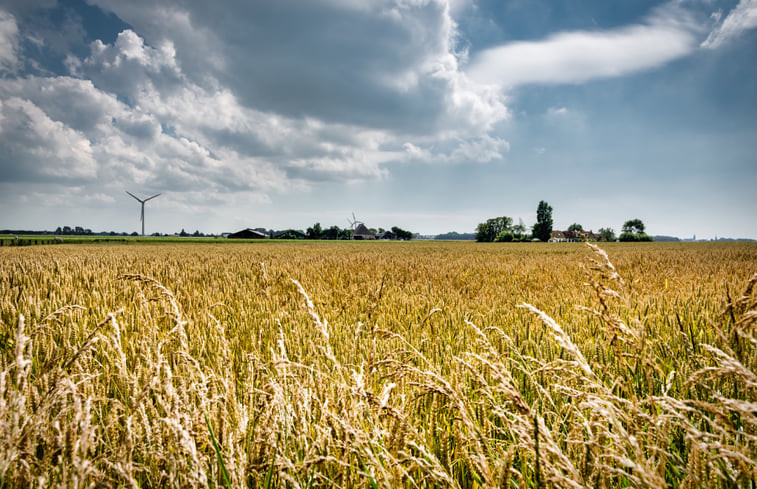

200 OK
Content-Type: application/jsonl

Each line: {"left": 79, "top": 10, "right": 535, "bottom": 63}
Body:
{"left": 85, "top": 0, "right": 506, "bottom": 136}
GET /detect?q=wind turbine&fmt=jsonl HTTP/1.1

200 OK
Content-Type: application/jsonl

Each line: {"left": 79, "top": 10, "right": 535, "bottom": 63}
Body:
{"left": 126, "top": 191, "right": 161, "bottom": 236}
{"left": 347, "top": 212, "right": 363, "bottom": 230}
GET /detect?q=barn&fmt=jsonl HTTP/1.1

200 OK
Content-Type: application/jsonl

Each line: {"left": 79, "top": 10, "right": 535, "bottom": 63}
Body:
{"left": 228, "top": 228, "right": 268, "bottom": 239}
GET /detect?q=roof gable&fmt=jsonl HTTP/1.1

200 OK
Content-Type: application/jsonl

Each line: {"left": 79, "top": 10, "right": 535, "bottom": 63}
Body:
{"left": 352, "top": 223, "right": 374, "bottom": 236}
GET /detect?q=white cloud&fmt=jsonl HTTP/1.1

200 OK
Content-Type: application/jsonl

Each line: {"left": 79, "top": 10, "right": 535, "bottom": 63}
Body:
{"left": 0, "top": 0, "right": 514, "bottom": 228}
{"left": 547, "top": 106, "right": 569, "bottom": 117}
{"left": 70, "top": 29, "right": 183, "bottom": 103}
{"left": 403, "top": 134, "right": 509, "bottom": 164}
{"left": 0, "top": 96, "right": 97, "bottom": 181}
{"left": 701, "top": 0, "right": 757, "bottom": 48}
{"left": 0, "top": 10, "right": 19, "bottom": 72}
{"left": 467, "top": 4, "right": 699, "bottom": 88}
{"left": 59, "top": 8, "right": 508, "bottom": 182}
{"left": 0, "top": 74, "right": 291, "bottom": 199}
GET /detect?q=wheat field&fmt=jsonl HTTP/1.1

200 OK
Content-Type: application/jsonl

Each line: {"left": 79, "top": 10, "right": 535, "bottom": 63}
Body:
{"left": 1, "top": 241, "right": 755, "bottom": 488}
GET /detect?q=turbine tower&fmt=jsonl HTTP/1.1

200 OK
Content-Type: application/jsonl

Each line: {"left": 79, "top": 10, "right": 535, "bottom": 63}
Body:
{"left": 126, "top": 191, "right": 161, "bottom": 236}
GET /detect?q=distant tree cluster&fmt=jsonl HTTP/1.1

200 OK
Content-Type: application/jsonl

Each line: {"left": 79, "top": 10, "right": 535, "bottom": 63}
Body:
{"left": 619, "top": 219, "right": 653, "bottom": 242}
{"left": 475, "top": 216, "right": 529, "bottom": 242}
{"left": 435, "top": 231, "right": 476, "bottom": 240}
{"left": 179, "top": 229, "right": 210, "bottom": 237}
{"left": 598, "top": 227, "right": 616, "bottom": 242}
{"left": 55, "top": 226, "right": 93, "bottom": 235}
{"left": 474, "top": 202, "right": 652, "bottom": 243}
{"left": 264, "top": 223, "right": 417, "bottom": 240}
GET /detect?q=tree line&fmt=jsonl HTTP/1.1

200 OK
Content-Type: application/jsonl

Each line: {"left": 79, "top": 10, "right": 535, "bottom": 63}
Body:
{"left": 475, "top": 201, "right": 652, "bottom": 242}
{"left": 304, "top": 223, "right": 413, "bottom": 240}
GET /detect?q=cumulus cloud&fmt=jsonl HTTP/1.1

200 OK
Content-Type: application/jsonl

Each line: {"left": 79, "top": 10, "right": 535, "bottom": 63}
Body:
{"left": 0, "top": 96, "right": 97, "bottom": 181}
{"left": 467, "top": 4, "right": 700, "bottom": 88}
{"left": 1, "top": 0, "right": 513, "bottom": 224}
{"left": 0, "top": 74, "right": 290, "bottom": 198}
{"left": 61, "top": 5, "right": 507, "bottom": 179}
{"left": 86, "top": 0, "right": 506, "bottom": 136}
{"left": 701, "top": 0, "right": 757, "bottom": 48}
{"left": 69, "top": 29, "right": 184, "bottom": 103}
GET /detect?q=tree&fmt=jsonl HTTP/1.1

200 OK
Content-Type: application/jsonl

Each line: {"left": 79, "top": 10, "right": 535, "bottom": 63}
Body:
{"left": 391, "top": 226, "right": 413, "bottom": 240}
{"left": 622, "top": 219, "right": 645, "bottom": 234}
{"left": 568, "top": 223, "right": 583, "bottom": 232}
{"left": 475, "top": 216, "right": 513, "bottom": 242}
{"left": 513, "top": 219, "right": 527, "bottom": 238}
{"left": 619, "top": 232, "right": 653, "bottom": 242}
{"left": 620, "top": 219, "right": 652, "bottom": 242}
{"left": 532, "top": 201, "right": 553, "bottom": 242}
{"left": 323, "top": 225, "right": 341, "bottom": 240}
{"left": 598, "top": 227, "right": 616, "bottom": 242}
{"left": 475, "top": 222, "right": 494, "bottom": 242}
{"left": 306, "top": 222, "right": 323, "bottom": 239}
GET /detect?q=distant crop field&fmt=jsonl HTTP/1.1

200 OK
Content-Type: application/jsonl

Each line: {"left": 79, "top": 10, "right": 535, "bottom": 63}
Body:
{"left": 1, "top": 241, "right": 755, "bottom": 487}
{"left": 0, "top": 235, "right": 252, "bottom": 246}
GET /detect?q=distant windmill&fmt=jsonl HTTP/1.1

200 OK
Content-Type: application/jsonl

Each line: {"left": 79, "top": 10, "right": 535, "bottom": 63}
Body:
{"left": 347, "top": 212, "right": 363, "bottom": 230}
{"left": 126, "top": 191, "right": 161, "bottom": 236}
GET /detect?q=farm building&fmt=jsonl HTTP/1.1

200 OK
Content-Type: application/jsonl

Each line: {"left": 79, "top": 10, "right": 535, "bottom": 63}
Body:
{"left": 351, "top": 223, "right": 376, "bottom": 240}
{"left": 228, "top": 228, "right": 268, "bottom": 239}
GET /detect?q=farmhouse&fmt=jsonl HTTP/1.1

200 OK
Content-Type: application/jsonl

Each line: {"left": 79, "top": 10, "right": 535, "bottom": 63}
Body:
{"left": 351, "top": 223, "right": 376, "bottom": 240}
{"left": 228, "top": 228, "right": 268, "bottom": 239}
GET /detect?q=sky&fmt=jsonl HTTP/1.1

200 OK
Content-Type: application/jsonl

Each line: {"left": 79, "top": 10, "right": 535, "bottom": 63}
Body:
{"left": 0, "top": 0, "right": 756, "bottom": 238}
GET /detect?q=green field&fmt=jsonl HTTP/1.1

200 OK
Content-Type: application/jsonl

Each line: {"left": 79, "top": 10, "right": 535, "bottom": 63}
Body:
{"left": 1, "top": 241, "right": 755, "bottom": 487}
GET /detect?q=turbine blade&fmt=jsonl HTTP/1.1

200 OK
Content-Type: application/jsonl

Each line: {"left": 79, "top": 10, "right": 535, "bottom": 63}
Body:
{"left": 144, "top": 193, "right": 161, "bottom": 202}
{"left": 141, "top": 205, "right": 144, "bottom": 222}
{"left": 126, "top": 191, "right": 142, "bottom": 202}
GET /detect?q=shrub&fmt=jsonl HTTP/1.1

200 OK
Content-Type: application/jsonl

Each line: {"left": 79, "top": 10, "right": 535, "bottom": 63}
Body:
{"left": 619, "top": 232, "right": 653, "bottom": 242}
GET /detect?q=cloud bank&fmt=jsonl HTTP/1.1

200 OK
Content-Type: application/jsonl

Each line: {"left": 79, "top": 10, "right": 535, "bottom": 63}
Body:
{"left": 0, "top": 0, "right": 512, "bottom": 215}
{"left": 467, "top": 4, "right": 701, "bottom": 88}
